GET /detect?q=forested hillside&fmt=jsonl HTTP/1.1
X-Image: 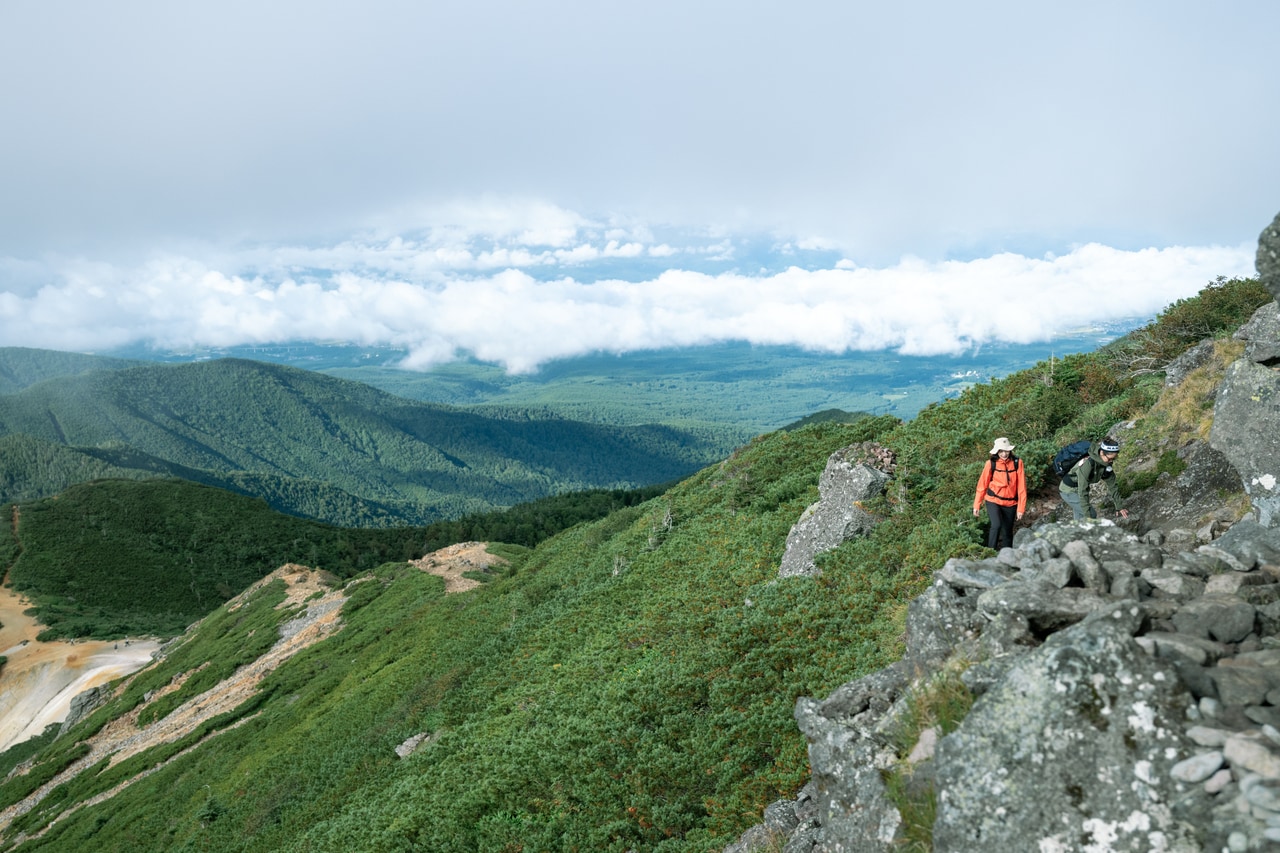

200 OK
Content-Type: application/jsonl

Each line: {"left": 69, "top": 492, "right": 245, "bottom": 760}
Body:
{"left": 0, "top": 348, "right": 141, "bottom": 394}
{"left": 0, "top": 358, "right": 721, "bottom": 525}
{"left": 0, "top": 276, "right": 1268, "bottom": 852}
{"left": 0, "top": 477, "right": 671, "bottom": 640}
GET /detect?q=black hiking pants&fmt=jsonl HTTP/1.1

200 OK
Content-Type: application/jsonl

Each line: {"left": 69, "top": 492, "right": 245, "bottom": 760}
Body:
{"left": 984, "top": 501, "right": 1017, "bottom": 550}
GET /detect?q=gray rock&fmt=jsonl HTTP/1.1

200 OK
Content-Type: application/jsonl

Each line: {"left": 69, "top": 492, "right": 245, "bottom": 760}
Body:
{"left": 1245, "top": 706, "right": 1280, "bottom": 729}
{"left": 1017, "top": 538, "right": 1058, "bottom": 564}
{"left": 1062, "top": 540, "right": 1107, "bottom": 591}
{"left": 815, "top": 661, "right": 910, "bottom": 725}
{"left": 793, "top": 700, "right": 901, "bottom": 852}
{"left": 1207, "top": 571, "right": 1275, "bottom": 595}
{"left": 1164, "top": 551, "right": 1221, "bottom": 579}
{"left": 903, "top": 583, "right": 982, "bottom": 675}
{"left": 722, "top": 823, "right": 781, "bottom": 853}
{"left": 1141, "top": 567, "right": 1206, "bottom": 600}
{"left": 1257, "top": 600, "right": 1280, "bottom": 636}
{"left": 937, "top": 558, "right": 1013, "bottom": 591}
{"left": 1260, "top": 212, "right": 1280, "bottom": 302}
{"left": 976, "top": 579, "right": 1111, "bottom": 633}
{"left": 58, "top": 686, "right": 108, "bottom": 737}
{"left": 779, "top": 450, "right": 890, "bottom": 577}
{"left": 1110, "top": 572, "right": 1142, "bottom": 599}
{"left": 1226, "top": 733, "right": 1280, "bottom": 779}
{"left": 932, "top": 602, "right": 1199, "bottom": 852}
{"left": 1171, "top": 751, "right": 1225, "bottom": 783}
{"left": 1238, "top": 583, "right": 1280, "bottom": 607}
{"left": 1188, "top": 726, "right": 1234, "bottom": 748}
{"left": 1197, "top": 545, "right": 1253, "bottom": 573}
{"left": 782, "top": 824, "right": 820, "bottom": 853}
{"left": 961, "top": 652, "right": 1025, "bottom": 697}
{"left": 1211, "top": 519, "right": 1280, "bottom": 570}
{"left": 1143, "top": 632, "right": 1229, "bottom": 666}
{"left": 1035, "top": 556, "right": 1074, "bottom": 589}
{"left": 1209, "top": 665, "right": 1275, "bottom": 707}
{"left": 1210, "top": 358, "right": 1280, "bottom": 528}
{"left": 763, "top": 799, "right": 800, "bottom": 836}
{"left": 976, "top": 614, "right": 1037, "bottom": 661}
{"left": 1164, "top": 338, "right": 1216, "bottom": 387}
{"left": 1172, "top": 594, "right": 1257, "bottom": 643}
{"left": 1234, "top": 301, "right": 1280, "bottom": 364}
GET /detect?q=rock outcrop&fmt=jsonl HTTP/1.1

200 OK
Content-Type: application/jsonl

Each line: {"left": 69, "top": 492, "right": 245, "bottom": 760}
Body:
{"left": 779, "top": 443, "right": 892, "bottom": 578}
{"left": 1211, "top": 308, "right": 1280, "bottom": 528}
{"left": 1210, "top": 213, "right": 1280, "bottom": 528}
{"left": 730, "top": 518, "right": 1280, "bottom": 852}
{"left": 727, "top": 212, "right": 1280, "bottom": 852}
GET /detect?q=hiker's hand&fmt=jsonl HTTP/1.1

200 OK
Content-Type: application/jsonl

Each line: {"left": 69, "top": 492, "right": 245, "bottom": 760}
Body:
{"left": 1016, "top": 512, "right": 1024, "bottom": 521}
{"left": 973, "top": 508, "right": 980, "bottom": 517}
{"left": 1118, "top": 509, "right": 1129, "bottom": 519}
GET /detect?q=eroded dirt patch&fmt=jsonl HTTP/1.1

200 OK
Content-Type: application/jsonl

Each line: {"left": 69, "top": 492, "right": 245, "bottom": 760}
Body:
{"left": 410, "top": 541, "right": 507, "bottom": 593}
{"left": 0, "top": 564, "right": 348, "bottom": 837}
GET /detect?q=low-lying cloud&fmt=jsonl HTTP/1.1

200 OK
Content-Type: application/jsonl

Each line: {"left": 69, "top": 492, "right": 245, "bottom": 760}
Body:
{"left": 0, "top": 221, "right": 1254, "bottom": 373}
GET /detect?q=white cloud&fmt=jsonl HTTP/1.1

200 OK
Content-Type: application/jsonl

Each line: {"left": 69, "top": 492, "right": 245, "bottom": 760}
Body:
{"left": 0, "top": 230, "right": 1253, "bottom": 373}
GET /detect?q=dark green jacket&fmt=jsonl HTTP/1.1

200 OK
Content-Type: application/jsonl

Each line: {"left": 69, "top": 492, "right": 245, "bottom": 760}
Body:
{"left": 1058, "top": 443, "right": 1123, "bottom": 515}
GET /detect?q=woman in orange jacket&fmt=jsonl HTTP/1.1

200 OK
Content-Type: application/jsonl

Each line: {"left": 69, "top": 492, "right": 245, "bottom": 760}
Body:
{"left": 972, "top": 436, "right": 1027, "bottom": 550}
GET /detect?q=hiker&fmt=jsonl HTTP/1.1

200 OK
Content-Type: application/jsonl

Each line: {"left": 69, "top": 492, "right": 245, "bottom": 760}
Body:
{"left": 972, "top": 437, "right": 1027, "bottom": 550}
{"left": 1058, "top": 436, "right": 1130, "bottom": 522}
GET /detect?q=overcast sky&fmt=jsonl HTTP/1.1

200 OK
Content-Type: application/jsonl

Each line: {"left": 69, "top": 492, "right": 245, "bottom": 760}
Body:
{"left": 1, "top": 1, "right": 1276, "bottom": 371}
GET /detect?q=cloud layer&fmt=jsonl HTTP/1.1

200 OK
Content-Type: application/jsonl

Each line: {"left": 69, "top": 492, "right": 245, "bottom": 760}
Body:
{"left": 0, "top": 207, "right": 1252, "bottom": 373}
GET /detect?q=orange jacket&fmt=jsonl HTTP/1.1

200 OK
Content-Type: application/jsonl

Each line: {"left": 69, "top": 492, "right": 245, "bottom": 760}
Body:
{"left": 973, "top": 455, "right": 1027, "bottom": 514}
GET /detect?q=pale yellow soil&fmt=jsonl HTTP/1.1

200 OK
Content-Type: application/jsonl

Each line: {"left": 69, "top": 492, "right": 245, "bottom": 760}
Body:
{"left": 0, "top": 584, "right": 159, "bottom": 754}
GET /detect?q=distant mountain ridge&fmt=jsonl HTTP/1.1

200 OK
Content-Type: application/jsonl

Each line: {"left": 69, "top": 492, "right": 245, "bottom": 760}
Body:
{"left": 0, "top": 347, "right": 142, "bottom": 394}
{"left": 0, "top": 352, "right": 721, "bottom": 525}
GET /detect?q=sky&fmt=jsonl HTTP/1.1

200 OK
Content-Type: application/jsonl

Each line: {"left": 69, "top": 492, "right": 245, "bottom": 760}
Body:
{"left": 1, "top": 1, "right": 1277, "bottom": 372}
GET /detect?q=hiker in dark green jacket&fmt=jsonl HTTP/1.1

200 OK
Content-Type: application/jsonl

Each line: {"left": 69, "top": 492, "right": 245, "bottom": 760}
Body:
{"left": 1058, "top": 437, "right": 1130, "bottom": 522}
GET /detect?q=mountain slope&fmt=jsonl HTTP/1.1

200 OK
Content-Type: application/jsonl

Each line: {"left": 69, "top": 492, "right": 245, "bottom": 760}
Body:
{"left": 0, "top": 358, "right": 721, "bottom": 524}
{"left": 0, "top": 276, "right": 1268, "bottom": 851}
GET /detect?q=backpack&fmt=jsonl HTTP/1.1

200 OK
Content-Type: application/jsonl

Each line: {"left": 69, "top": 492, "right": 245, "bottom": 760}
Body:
{"left": 986, "top": 453, "right": 1020, "bottom": 477}
{"left": 1052, "top": 440, "right": 1092, "bottom": 478}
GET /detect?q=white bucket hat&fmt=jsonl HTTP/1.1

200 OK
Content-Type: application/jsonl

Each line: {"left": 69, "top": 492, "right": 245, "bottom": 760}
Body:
{"left": 990, "top": 437, "right": 1015, "bottom": 454}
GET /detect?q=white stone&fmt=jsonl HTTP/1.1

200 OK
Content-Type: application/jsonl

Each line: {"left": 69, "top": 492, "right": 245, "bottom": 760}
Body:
{"left": 1171, "top": 751, "right": 1224, "bottom": 783}
{"left": 1226, "top": 735, "right": 1280, "bottom": 779}
{"left": 1205, "top": 768, "right": 1234, "bottom": 794}
{"left": 1187, "top": 725, "right": 1232, "bottom": 747}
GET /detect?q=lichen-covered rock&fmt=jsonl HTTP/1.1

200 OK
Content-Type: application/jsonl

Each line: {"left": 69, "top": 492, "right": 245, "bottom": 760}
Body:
{"left": 1259, "top": 211, "right": 1280, "bottom": 301}
{"left": 931, "top": 602, "right": 1201, "bottom": 852}
{"left": 1163, "top": 338, "right": 1216, "bottom": 386}
{"left": 1234, "top": 301, "right": 1280, "bottom": 364}
{"left": 779, "top": 446, "right": 890, "bottom": 578}
{"left": 1210, "top": 345, "right": 1280, "bottom": 529}
{"left": 976, "top": 579, "right": 1110, "bottom": 632}
{"left": 793, "top": 699, "right": 902, "bottom": 852}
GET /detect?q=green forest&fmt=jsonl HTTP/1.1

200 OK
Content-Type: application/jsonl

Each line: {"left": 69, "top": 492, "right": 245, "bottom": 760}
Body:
{"left": 0, "top": 276, "right": 1269, "bottom": 852}
{"left": 0, "top": 357, "right": 723, "bottom": 526}
{"left": 1, "top": 478, "right": 673, "bottom": 639}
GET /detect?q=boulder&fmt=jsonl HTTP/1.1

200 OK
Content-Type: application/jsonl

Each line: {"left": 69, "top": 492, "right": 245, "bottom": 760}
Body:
{"left": 1234, "top": 301, "right": 1280, "bottom": 365}
{"left": 792, "top": 699, "right": 901, "bottom": 852}
{"left": 1163, "top": 338, "right": 1215, "bottom": 387}
{"left": 932, "top": 603, "right": 1200, "bottom": 852}
{"left": 779, "top": 447, "right": 890, "bottom": 578}
{"left": 1209, "top": 358, "right": 1280, "bottom": 527}
{"left": 1259, "top": 210, "right": 1280, "bottom": 301}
